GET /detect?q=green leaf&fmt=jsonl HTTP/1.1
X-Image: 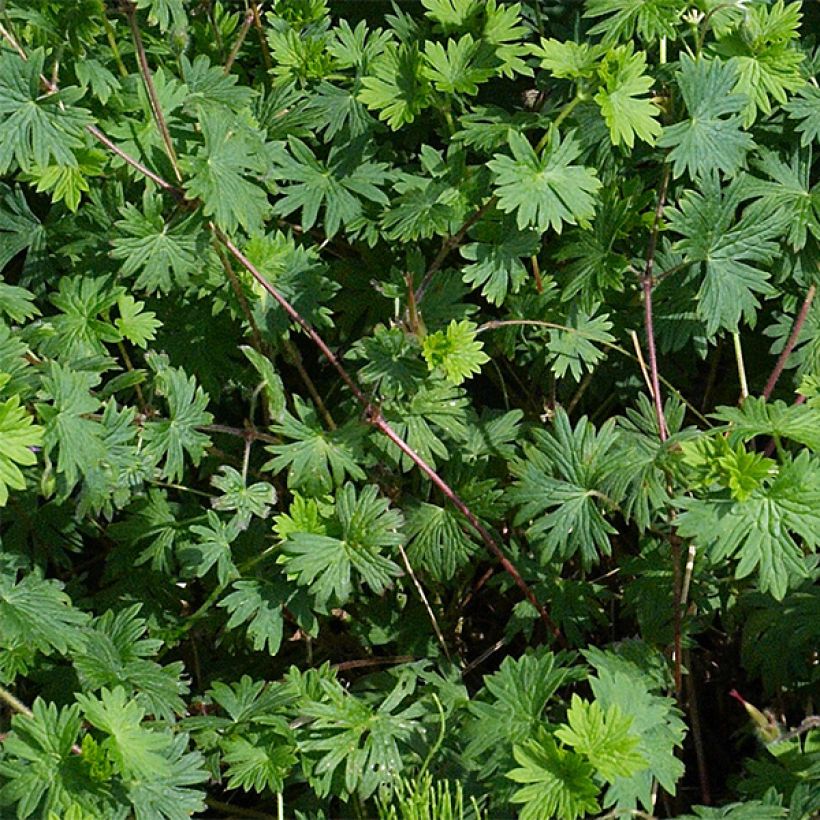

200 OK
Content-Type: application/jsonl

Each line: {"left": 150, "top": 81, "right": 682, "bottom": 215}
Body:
{"left": 465, "top": 650, "right": 578, "bottom": 778}
{"left": 271, "top": 137, "right": 388, "bottom": 237}
{"left": 183, "top": 111, "right": 270, "bottom": 234}
{"left": 675, "top": 452, "right": 819, "bottom": 600}
{"left": 182, "top": 510, "right": 241, "bottom": 586}
{"left": 712, "top": 0, "right": 805, "bottom": 127}
{"left": 111, "top": 194, "right": 208, "bottom": 294}
{"left": 36, "top": 363, "right": 106, "bottom": 493}
{"left": 0, "top": 50, "right": 92, "bottom": 175}
{"left": 658, "top": 55, "right": 754, "bottom": 180}
{"left": 347, "top": 325, "right": 427, "bottom": 399}
{"left": 531, "top": 38, "right": 603, "bottom": 81}
{"left": 508, "top": 409, "right": 621, "bottom": 568}
{"left": 460, "top": 216, "right": 540, "bottom": 305}
{"left": 0, "top": 569, "right": 88, "bottom": 659}
{"left": 711, "top": 396, "right": 820, "bottom": 452}
{"left": 507, "top": 730, "right": 600, "bottom": 820}
{"left": 115, "top": 295, "right": 161, "bottom": 349}
{"left": 219, "top": 578, "right": 297, "bottom": 656}
{"left": 546, "top": 306, "right": 615, "bottom": 381}
{"left": 666, "top": 176, "right": 782, "bottom": 334}
{"left": 0, "top": 700, "right": 108, "bottom": 820}
{"left": 746, "top": 148, "right": 820, "bottom": 251}
{"left": 405, "top": 500, "right": 478, "bottom": 581}
{"left": 0, "top": 395, "right": 43, "bottom": 505}
{"left": 299, "top": 670, "right": 425, "bottom": 799}
{"left": 211, "top": 466, "right": 277, "bottom": 529}
{"left": 73, "top": 605, "right": 187, "bottom": 722}
{"left": 423, "top": 35, "right": 493, "bottom": 95}
{"left": 281, "top": 483, "right": 402, "bottom": 607}
{"left": 134, "top": 0, "right": 186, "bottom": 32}
{"left": 264, "top": 396, "right": 365, "bottom": 496}
{"left": 786, "top": 85, "right": 820, "bottom": 147}
{"left": 593, "top": 45, "right": 661, "bottom": 148}
{"left": 584, "top": 646, "right": 686, "bottom": 810}
{"left": 421, "top": 0, "right": 482, "bottom": 31}
{"left": 555, "top": 695, "right": 646, "bottom": 783}
{"left": 223, "top": 732, "right": 297, "bottom": 793}
{"left": 421, "top": 319, "right": 489, "bottom": 384}
{"left": 489, "top": 129, "right": 601, "bottom": 234}
{"left": 583, "top": 0, "right": 684, "bottom": 44}
{"left": 359, "top": 42, "right": 432, "bottom": 129}
{"left": 142, "top": 365, "right": 213, "bottom": 482}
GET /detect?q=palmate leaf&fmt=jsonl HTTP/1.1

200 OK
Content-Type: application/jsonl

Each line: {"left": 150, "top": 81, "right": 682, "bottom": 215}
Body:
{"left": 264, "top": 396, "right": 365, "bottom": 496}
{"left": 359, "top": 41, "right": 432, "bottom": 129}
{"left": 182, "top": 111, "right": 270, "bottom": 234}
{"left": 0, "top": 699, "right": 113, "bottom": 820}
{"left": 583, "top": 0, "right": 685, "bottom": 44}
{"left": 666, "top": 176, "right": 782, "bottom": 335}
{"left": 421, "top": 0, "right": 482, "bottom": 31}
{"left": 584, "top": 646, "right": 686, "bottom": 810}
{"left": 36, "top": 364, "right": 106, "bottom": 493}
{"left": 508, "top": 409, "right": 622, "bottom": 568}
{"left": 219, "top": 577, "right": 304, "bottom": 656}
{"left": 554, "top": 696, "right": 646, "bottom": 784}
{"left": 712, "top": 0, "right": 805, "bottom": 127}
{"left": 745, "top": 148, "right": 820, "bottom": 252}
{"left": 0, "top": 184, "right": 47, "bottom": 275}
{"left": 347, "top": 325, "right": 427, "bottom": 399}
{"left": 210, "top": 466, "right": 277, "bottom": 529}
{"left": 404, "top": 500, "right": 478, "bottom": 581}
{"left": 115, "top": 295, "right": 161, "bottom": 349}
{"left": 546, "top": 306, "right": 615, "bottom": 381}
{"left": 658, "top": 55, "right": 754, "bottom": 180}
{"left": 143, "top": 365, "right": 213, "bottom": 482}
{"left": 111, "top": 194, "right": 209, "bottom": 294}
{"left": 222, "top": 731, "right": 297, "bottom": 793}
{"left": 270, "top": 137, "right": 389, "bottom": 237}
{"left": 73, "top": 606, "right": 187, "bottom": 723}
{"left": 0, "top": 569, "right": 88, "bottom": 659}
{"left": 421, "top": 319, "right": 489, "bottom": 384}
{"left": 593, "top": 45, "right": 662, "bottom": 148}
{"left": 299, "top": 670, "right": 426, "bottom": 799}
{"left": 464, "top": 650, "right": 580, "bottom": 778}
{"left": 0, "top": 395, "right": 43, "bottom": 506}
{"left": 422, "top": 35, "right": 494, "bottom": 95}
{"left": 507, "top": 730, "right": 600, "bottom": 820}
{"left": 460, "top": 215, "right": 540, "bottom": 305}
{"left": 281, "top": 483, "right": 402, "bottom": 608}
{"left": 0, "top": 50, "right": 92, "bottom": 175}
{"left": 489, "top": 129, "right": 601, "bottom": 235}
{"left": 181, "top": 510, "right": 241, "bottom": 587}
{"left": 675, "top": 452, "right": 820, "bottom": 600}
{"left": 711, "top": 397, "right": 820, "bottom": 452}
{"left": 786, "top": 85, "right": 820, "bottom": 147}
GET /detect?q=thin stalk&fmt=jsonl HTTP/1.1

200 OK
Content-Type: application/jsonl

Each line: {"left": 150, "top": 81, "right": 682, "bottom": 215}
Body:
{"left": 530, "top": 254, "right": 544, "bottom": 293}
{"left": 732, "top": 331, "right": 749, "bottom": 401}
{"left": 641, "top": 165, "right": 671, "bottom": 441}
{"left": 102, "top": 13, "right": 128, "bottom": 77}
{"left": 116, "top": 339, "right": 147, "bottom": 411}
{"left": 684, "top": 650, "right": 711, "bottom": 805}
{"left": 249, "top": 1, "right": 272, "bottom": 70}
{"left": 0, "top": 684, "right": 32, "bottom": 718}
{"left": 282, "top": 339, "right": 337, "bottom": 430}
{"left": 630, "top": 330, "right": 655, "bottom": 399}
{"left": 214, "top": 241, "right": 265, "bottom": 352}
{"left": 398, "top": 542, "right": 452, "bottom": 662}
{"left": 478, "top": 319, "right": 711, "bottom": 427}
{"left": 762, "top": 285, "right": 816, "bottom": 399}
{"left": 225, "top": 8, "right": 254, "bottom": 74}
{"left": 121, "top": 0, "right": 183, "bottom": 182}
{"left": 415, "top": 197, "right": 496, "bottom": 304}
{"left": 536, "top": 94, "right": 582, "bottom": 152}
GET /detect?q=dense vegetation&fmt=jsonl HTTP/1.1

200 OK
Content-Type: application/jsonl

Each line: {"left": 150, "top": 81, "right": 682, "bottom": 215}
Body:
{"left": 0, "top": 0, "right": 818, "bottom": 817}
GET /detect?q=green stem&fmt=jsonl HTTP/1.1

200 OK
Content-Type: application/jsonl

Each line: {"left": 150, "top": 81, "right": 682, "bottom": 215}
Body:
{"left": 102, "top": 13, "right": 128, "bottom": 77}
{"left": 732, "top": 331, "right": 749, "bottom": 401}
{"left": 536, "top": 94, "right": 582, "bottom": 152}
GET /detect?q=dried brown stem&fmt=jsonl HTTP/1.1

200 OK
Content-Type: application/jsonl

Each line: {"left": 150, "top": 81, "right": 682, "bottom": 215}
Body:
{"left": 762, "top": 285, "right": 816, "bottom": 400}
{"left": 641, "top": 166, "right": 671, "bottom": 442}
{"left": 225, "top": 8, "right": 255, "bottom": 74}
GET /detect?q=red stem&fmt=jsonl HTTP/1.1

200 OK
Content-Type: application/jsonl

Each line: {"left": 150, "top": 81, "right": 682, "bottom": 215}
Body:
{"left": 762, "top": 285, "right": 816, "bottom": 400}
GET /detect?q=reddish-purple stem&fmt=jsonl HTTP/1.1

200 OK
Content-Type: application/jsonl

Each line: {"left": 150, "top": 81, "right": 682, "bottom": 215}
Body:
{"left": 762, "top": 285, "right": 816, "bottom": 400}
{"left": 217, "top": 231, "right": 564, "bottom": 641}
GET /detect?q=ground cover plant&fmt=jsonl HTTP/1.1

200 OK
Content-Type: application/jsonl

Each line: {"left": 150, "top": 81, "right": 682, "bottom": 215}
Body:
{"left": 0, "top": 0, "right": 818, "bottom": 817}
